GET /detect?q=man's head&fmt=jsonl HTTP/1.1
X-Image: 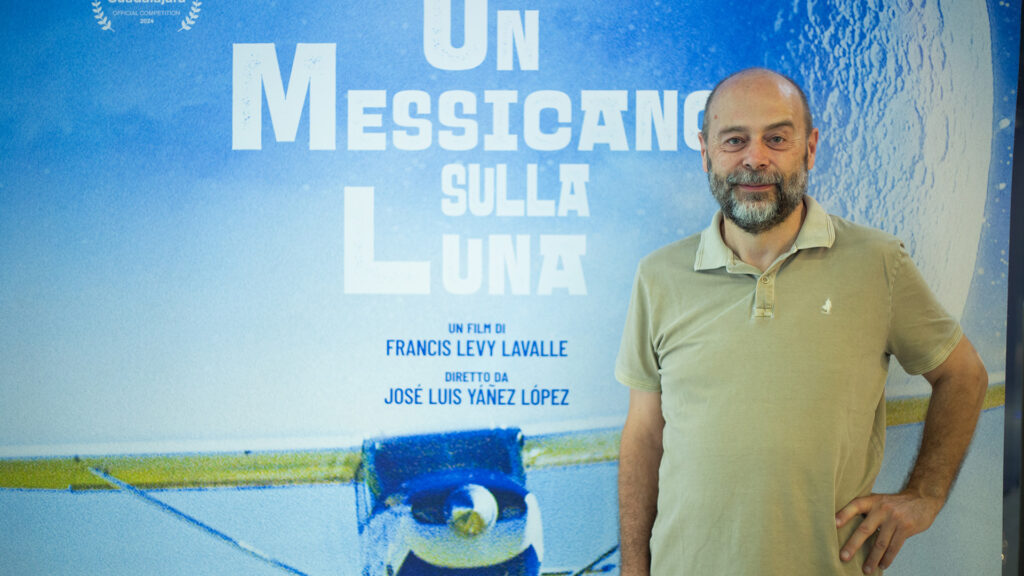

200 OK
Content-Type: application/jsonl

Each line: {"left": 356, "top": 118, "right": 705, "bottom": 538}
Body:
{"left": 698, "top": 68, "right": 819, "bottom": 234}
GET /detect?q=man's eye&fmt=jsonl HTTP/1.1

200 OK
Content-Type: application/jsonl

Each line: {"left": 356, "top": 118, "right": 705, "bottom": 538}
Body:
{"left": 723, "top": 137, "right": 744, "bottom": 147}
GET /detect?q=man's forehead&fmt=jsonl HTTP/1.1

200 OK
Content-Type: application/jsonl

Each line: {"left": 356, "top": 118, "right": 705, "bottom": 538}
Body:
{"left": 707, "top": 71, "right": 807, "bottom": 134}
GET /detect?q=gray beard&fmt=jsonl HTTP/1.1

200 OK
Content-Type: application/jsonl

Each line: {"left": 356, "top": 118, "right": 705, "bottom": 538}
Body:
{"left": 708, "top": 163, "right": 808, "bottom": 234}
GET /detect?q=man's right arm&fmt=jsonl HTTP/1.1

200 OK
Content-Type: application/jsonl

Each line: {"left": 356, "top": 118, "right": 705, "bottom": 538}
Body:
{"left": 619, "top": 388, "right": 665, "bottom": 576}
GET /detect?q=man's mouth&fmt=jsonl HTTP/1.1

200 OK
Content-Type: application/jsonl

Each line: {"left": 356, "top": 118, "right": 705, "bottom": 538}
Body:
{"left": 735, "top": 183, "right": 776, "bottom": 192}
{"left": 726, "top": 170, "right": 782, "bottom": 192}
{"left": 731, "top": 183, "right": 778, "bottom": 200}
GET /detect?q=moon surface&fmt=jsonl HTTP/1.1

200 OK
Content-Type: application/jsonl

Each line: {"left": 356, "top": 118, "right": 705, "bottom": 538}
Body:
{"left": 776, "top": 0, "right": 993, "bottom": 393}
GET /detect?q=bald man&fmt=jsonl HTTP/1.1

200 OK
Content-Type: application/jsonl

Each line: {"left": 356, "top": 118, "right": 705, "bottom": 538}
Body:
{"left": 615, "top": 68, "right": 987, "bottom": 575}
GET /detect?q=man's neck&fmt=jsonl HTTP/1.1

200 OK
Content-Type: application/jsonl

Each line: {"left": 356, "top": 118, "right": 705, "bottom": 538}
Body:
{"left": 720, "top": 197, "right": 807, "bottom": 273}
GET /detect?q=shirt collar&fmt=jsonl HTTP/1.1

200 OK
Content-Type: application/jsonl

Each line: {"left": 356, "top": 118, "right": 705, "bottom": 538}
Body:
{"left": 693, "top": 195, "right": 835, "bottom": 271}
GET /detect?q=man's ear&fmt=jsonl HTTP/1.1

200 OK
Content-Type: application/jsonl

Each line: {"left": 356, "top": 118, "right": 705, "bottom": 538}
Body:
{"left": 698, "top": 132, "right": 710, "bottom": 174}
{"left": 805, "top": 127, "right": 819, "bottom": 170}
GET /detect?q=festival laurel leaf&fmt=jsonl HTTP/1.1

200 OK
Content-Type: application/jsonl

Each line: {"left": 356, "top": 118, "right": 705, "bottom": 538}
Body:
{"left": 91, "top": 1, "right": 113, "bottom": 32}
{"left": 179, "top": 1, "right": 202, "bottom": 32}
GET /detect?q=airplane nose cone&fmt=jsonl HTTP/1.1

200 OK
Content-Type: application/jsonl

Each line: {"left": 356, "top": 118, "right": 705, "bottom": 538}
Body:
{"left": 446, "top": 484, "right": 498, "bottom": 537}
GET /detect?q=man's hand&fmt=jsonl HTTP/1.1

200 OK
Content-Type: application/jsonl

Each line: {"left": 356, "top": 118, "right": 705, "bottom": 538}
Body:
{"left": 835, "top": 336, "right": 986, "bottom": 574}
{"left": 836, "top": 490, "right": 944, "bottom": 574}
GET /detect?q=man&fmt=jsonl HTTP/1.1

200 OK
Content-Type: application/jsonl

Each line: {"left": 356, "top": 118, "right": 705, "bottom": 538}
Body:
{"left": 616, "top": 68, "right": 988, "bottom": 575}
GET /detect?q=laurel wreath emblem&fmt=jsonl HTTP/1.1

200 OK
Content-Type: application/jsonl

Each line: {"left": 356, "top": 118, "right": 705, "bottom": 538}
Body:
{"left": 179, "top": 1, "right": 202, "bottom": 32}
{"left": 91, "top": 1, "right": 114, "bottom": 32}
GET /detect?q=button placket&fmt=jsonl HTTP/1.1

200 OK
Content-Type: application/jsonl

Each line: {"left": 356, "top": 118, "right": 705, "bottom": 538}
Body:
{"left": 753, "top": 272, "right": 775, "bottom": 318}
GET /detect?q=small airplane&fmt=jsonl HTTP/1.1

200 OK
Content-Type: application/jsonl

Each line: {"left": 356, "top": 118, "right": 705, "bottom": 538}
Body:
{"left": 355, "top": 427, "right": 544, "bottom": 576}
{"left": 1, "top": 426, "right": 625, "bottom": 576}
{"left": 0, "top": 384, "right": 1005, "bottom": 575}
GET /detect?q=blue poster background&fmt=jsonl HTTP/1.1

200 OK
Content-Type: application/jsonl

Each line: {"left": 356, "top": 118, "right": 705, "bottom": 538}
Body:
{"left": 0, "top": 1, "right": 1018, "bottom": 574}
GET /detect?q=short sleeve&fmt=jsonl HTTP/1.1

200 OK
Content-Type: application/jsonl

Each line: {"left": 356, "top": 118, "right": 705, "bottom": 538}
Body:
{"left": 615, "top": 263, "right": 662, "bottom": 391}
{"left": 885, "top": 243, "right": 963, "bottom": 375}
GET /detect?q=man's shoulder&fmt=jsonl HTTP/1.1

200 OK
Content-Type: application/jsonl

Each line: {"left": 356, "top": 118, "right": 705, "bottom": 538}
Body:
{"left": 636, "top": 232, "right": 703, "bottom": 274}
{"left": 827, "top": 213, "right": 904, "bottom": 255}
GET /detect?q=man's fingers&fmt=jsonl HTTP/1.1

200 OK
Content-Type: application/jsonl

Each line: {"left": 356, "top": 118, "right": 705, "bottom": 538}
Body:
{"left": 863, "top": 522, "right": 896, "bottom": 574}
{"left": 839, "top": 492, "right": 942, "bottom": 571}
{"left": 879, "top": 534, "right": 906, "bottom": 570}
{"left": 836, "top": 494, "right": 877, "bottom": 528}
{"left": 840, "top": 509, "right": 881, "bottom": 562}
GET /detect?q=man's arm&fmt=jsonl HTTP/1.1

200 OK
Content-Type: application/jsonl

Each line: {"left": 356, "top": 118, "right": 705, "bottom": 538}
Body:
{"left": 836, "top": 335, "right": 988, "bottom": 574}
{"left": 619, "top": 388, "right": 665, "bottom": 576}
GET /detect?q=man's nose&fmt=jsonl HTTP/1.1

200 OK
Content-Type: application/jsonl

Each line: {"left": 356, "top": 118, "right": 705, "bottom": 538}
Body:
{"left": 742, "top": 140, "right": 770, "bottom": 171}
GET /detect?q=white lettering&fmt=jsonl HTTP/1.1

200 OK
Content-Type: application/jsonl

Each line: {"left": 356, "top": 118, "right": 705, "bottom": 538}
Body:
{"left": 439, "top": 163, "right": 587, "bottom": 218}
{"left": 393, "top": 90, "right": 432, "bottom": 151}
{"left": 343, "top": 187, "right": 430, "bottom": 294}
{"left": 636, "top": 90, "right": 677, "bottom": 151}
{"left": 423, "top": 0, "right": 488, "bottom": 70}
{"left": 484, "top": 90, "right": 518, "bottom": 151}
{"left": 441, "top": 163, "right": 468, "bottom": 216}
{"left": 472, "top": 164, "right": 497, "bottom": 216}
{"left": 438, "top": 90, "right": 478, "bottom": 151}
{"left": 442, "top": 234, "right": 483, "bottom": 294}
{"left": 232, "top": 43, "right": 336, "bottom": 150}
{"left": 537, "top": 235, "right": 587, "bottom": 295}
{"left": 496, "top": 10, "right": 539, "bottom": 71}
{"left": 523, "top": 90, "right": 571, "bottom": 151}
{"left": 684, "top": 90, "right": 711, "bottom": 151}
{"left": 526, "top": 164, "right": 554, "bottom": 217}
{"left": 489, "top": 234, "right": 531, "bottom": 295}
{"left": 578, "top": 90, "right": 628, "bottom": 151}
{"left": 348, "top": 90, "right": 387, "bottom": 151}
{"left": 557, "top": 164, "right": 590, "bottom": 217}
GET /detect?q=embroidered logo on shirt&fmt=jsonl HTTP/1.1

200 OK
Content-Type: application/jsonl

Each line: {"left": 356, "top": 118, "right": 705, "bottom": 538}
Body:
{"left": 821, "top": 298, "right": 832, "bottom": 315}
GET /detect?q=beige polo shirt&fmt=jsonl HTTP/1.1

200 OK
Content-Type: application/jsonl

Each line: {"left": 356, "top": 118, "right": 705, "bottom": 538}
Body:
{"left": 616, "top": 196, "right": 961, "bottom": 575}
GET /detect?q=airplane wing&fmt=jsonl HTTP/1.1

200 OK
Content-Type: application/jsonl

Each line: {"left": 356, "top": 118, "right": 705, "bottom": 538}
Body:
{"left": 0, "top": 427, "right": 620, "bottom": 490}
{"left": 541, "top": 544, "right": 619, "bottom": 575}
{"left": 0, "top": 384, "right": 1006, "bottom": 490}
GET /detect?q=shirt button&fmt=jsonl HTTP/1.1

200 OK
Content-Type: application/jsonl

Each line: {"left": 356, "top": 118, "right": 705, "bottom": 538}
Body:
{"left": 761, "top": 276, "right": 770, "bottom": 284}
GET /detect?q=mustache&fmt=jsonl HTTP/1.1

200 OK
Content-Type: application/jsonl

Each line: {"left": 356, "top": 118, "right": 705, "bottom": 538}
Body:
{"left": 725, "top": 169, "right": 784, "bottom": 186}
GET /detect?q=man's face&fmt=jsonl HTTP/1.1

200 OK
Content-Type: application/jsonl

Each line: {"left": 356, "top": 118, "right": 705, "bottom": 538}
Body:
{"left": 706, "top": 153, "right": 808, "bottom": 234}
{"left": 698, "top": 71, "right": 819, "bottom": 234}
